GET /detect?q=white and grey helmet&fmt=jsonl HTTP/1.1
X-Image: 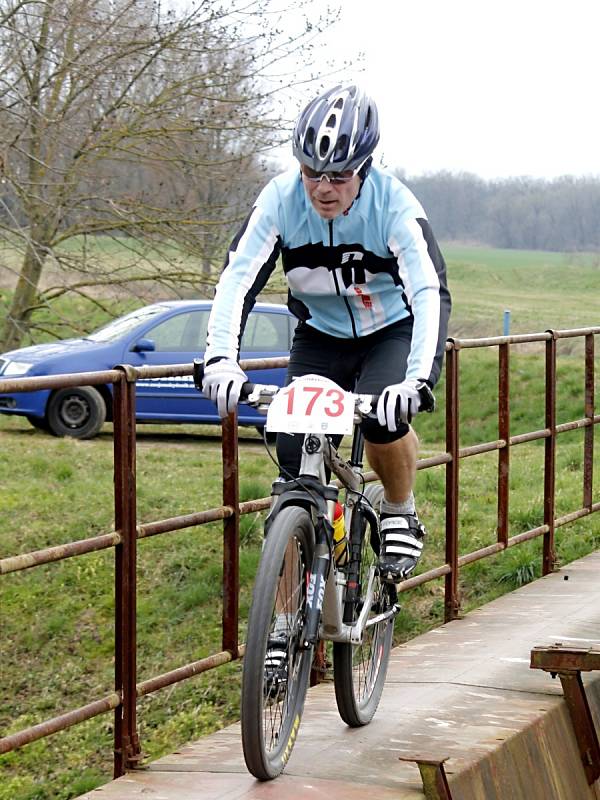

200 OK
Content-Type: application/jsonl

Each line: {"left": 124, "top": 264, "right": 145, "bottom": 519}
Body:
{"left": 292, "top": 84, "right": 380, "bottom": 173}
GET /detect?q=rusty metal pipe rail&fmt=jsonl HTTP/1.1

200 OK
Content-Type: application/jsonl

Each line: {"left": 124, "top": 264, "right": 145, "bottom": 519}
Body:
{"left": 0, "top": 532, "right": 122, "bottom": 574}
{"left": 1, "top": 328, "right": 598, "bottom": 778}
{"left": 0, "top": 693, "right": 122, "bottom": 755}
{"left": 5, "top": 437, "right": 597, "bottom": 576}
{"left": 0, "top": 357, "right": 290, "bottom": 394}
{"left": 136, "top": 647, "right": 247, "bottom": 698}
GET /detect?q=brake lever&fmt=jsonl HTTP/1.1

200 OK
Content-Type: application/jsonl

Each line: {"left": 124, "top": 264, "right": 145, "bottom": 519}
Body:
{"left": 418, "top": 382, "right": 436, "bottom": 413}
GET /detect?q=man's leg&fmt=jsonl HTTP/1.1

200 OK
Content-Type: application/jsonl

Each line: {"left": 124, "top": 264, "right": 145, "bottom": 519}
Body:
{"left": 364, "top": 429, "right": 425, "bottom": 582}
{"left": 364, "top": 429, "right": 418, "bottom": 504}
{"left": 355, "top": 322, "right": 428, "bottom": 582}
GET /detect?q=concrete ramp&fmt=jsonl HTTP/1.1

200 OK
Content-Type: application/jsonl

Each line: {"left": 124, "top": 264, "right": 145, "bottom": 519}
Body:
{"left": 81, "top": 550, "right": 600, "bottom": 799}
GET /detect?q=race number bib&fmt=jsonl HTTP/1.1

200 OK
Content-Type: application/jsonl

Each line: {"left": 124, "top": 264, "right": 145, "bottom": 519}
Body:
{"left": 266, "top": 374, "right": 355, "bottom": 435}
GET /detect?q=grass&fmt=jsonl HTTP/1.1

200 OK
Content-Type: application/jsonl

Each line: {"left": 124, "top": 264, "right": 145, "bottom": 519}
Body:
{"left": 441, "top": 244, "right": 600, "bottom": 337}
{"left": 1, "top": 242, "right": 599, "bottom": 799}
{"left": 1, "top": 368, "right": 598, "bottom": 799}
{"left": 2, "top": 239, "right": 599, "bottom": 348}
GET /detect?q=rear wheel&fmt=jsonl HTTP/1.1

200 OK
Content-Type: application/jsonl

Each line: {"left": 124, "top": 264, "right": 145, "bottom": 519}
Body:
{"left": 241, "top": 506, "right": 315, "bottom": 780}
{"left": 333, "top": 485, "right": 394, "bottom": 726}
{"left": 47, "top": 386, "right": 106, "bottom": 439}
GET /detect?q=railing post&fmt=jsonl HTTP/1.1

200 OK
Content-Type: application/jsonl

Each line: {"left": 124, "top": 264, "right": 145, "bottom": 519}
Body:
{"left": 399, "top": 756, "right": 454, "bottom": 799}
{"left": 583, "top": 333, "right": 595, "bottom": 510}
{"left": 497, "top": 343, "right": 510, "bottom": 548}
{"left": 222, "top": 412, "right": 240, "bottom": 657}
{"left": 531, "top": 645, "right": 600, "bottom": 785}
{"left": 543, "top": 332, "right": 558, "bottom": 575}
{"left": 445, "top": 343, "right": 460, "bottom": 621}
{"left": 113, "top": 367, "right": 141, "bottom": 776}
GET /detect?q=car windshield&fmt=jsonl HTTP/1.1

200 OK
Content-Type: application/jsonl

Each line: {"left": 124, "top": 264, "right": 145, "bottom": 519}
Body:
{"left": 87, "top": 306, "right": 165, "bottom": 343}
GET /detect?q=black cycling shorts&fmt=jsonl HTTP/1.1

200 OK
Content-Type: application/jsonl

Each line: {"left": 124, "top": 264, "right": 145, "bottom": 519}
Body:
{"left": 275, "top": 318, "right": 414, "bottom": 479}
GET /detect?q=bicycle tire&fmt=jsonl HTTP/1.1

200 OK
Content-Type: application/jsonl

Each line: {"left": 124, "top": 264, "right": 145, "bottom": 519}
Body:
{"left": 241, "top": 506, "right": 315, "bottom": 780}
{"left": 333, "top": 483, "right": 394, "bottom": 726}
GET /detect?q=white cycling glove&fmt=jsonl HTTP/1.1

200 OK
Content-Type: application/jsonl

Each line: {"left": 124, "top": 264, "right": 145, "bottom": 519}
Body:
{"left": 377, "top": 379, "right": 423, "bottom": 432}
{"left": 202, "top": 359, "right": 247, "bottom": 418}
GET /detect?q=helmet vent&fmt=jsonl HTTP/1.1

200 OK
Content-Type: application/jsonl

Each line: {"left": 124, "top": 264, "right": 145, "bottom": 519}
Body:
{"left": 335, "top": 134, "right": 349, "bottom": 158}
{"left": 305, "top": 128, "right": 315, "bottom": 147}
{"left": 334, "top": 98, "right": 344, "bottom": 109}
{"left": 319, "top": 135, "right": 331, "bottom": 157}
{"left": 326, "top": 113, "right": 337, "bottom": 129}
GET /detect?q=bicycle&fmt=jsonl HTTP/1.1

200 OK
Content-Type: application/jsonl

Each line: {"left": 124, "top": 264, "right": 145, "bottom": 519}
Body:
{"left": 193, "top": 362, "right": 434, "bottom": 781}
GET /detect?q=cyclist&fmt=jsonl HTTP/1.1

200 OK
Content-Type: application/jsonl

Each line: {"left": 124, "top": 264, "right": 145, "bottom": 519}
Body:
{"left": 202, "top": 84, "right": 451, "bottom": 584}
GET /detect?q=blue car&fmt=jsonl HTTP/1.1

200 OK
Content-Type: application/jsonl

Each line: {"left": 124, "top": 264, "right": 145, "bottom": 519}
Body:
{"left": 0, "top": 301, "right": 294, "bottom": 438}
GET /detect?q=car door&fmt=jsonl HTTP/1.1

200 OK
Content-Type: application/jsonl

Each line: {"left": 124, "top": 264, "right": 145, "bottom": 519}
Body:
{"left": 237, "top": 306, "right": 293, "bottom": 424}
{"left": 129, "top": 305, "right": 293, "bottom": 424}
{"left": 130, "top": 308, "right": 214, "bottom": 421}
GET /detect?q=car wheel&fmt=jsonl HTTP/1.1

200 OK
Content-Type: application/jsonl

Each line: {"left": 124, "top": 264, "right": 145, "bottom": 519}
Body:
{"left": 47, "top": 387, "right": 107, "bottom": 439}
{"left": 26, "top": 415, "right": 51, "bottom": 432}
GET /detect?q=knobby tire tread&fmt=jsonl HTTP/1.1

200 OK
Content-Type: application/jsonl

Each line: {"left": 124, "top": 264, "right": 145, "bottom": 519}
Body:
{"left": 241, "top": 506, "right": 315, "bottom": 780}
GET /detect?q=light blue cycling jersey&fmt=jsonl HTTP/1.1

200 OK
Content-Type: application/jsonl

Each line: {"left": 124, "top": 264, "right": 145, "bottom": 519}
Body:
{"left": 205, "top": 165, "right": 451, "bottom": 387}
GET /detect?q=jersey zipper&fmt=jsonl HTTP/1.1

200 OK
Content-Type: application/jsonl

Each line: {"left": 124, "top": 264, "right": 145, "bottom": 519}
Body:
{"left": 329, "top": 219, "right": 358, "bottom": 338}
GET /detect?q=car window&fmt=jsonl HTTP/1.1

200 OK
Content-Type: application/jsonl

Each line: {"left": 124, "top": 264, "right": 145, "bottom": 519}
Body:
{"left": 144, "top": 310, "right": 209, "bottom": 352}
{"left": 241, "top": 312, "right": 289, "bottom": 352}
{"left": 288, "top": 314, "right": 297, "bottom": 342}
{"left": 88, "top": 305, "right": 164, "bottom": 342}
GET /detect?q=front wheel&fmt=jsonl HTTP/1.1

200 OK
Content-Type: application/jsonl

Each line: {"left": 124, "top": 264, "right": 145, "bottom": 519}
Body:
{"left": 46, "top": 386, "right": 106, "bottom": 439}
{"left": 241, "top": 506, "right": 315, "bottom": 780}
{"left": 26, "top": 414, "right": 50, "bottom": 432}
{"left": 333, "top": 490, "right": 394, "bottom": 727}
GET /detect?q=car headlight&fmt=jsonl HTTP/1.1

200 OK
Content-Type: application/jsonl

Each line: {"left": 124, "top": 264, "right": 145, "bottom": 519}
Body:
{"left": 2, "top": 360, "right": 34, "bottom": 377}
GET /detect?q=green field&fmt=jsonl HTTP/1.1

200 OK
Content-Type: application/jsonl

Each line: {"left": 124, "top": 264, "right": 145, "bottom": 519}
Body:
{"left": 1, "top": 239, "right": 599, "bottom": 346}
{"left": 1, "top": 244, "right": 599, "bottom": 800}
{"left": 441, "top": 244, "right": 600, "bottom": 337}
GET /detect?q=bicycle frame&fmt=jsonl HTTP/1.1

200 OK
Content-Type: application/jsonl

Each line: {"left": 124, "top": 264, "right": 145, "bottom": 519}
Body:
{"left": 266, "top": 426, "right": 397, "bottom": 648}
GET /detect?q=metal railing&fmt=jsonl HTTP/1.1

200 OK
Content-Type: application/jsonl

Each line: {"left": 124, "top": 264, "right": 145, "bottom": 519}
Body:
{"left": 0, "top": 327, "right": 598, "bottom": 777}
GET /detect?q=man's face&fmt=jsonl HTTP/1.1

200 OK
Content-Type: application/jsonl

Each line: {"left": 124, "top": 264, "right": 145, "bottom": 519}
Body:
{"left": 301, "top": 168, "right": 361, "bottom": 220}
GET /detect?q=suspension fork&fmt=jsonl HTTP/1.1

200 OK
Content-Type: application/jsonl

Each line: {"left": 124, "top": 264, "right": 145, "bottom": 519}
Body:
{"left": 302, "top": 516, "right": 332, "bottom": 648}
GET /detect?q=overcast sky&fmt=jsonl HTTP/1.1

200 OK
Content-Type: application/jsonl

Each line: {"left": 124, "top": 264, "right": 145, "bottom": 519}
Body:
{"left": 282, "top": 0, "right": 600, "bottom": 180}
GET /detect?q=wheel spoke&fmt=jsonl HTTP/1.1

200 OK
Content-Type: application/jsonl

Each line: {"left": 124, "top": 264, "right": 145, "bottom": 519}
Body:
{"left": 333, "top": 487, "right": 393, "bottom": 727}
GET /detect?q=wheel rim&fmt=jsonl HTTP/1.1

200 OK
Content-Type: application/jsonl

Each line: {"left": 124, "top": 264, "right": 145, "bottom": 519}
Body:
{"left": 262, "top": 535, "right": 308, "bottom": 756}
{"left": 59, "top": 394, "right": 90, "bottom": 428}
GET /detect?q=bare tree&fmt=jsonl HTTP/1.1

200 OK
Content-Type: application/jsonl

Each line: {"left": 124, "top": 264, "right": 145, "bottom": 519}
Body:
{"left": 0, "top": 0, "right": 337, "bottom": 349}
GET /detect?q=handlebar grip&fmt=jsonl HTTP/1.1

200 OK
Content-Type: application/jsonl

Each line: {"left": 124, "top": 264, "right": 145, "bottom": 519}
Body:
{"left": 192, "top": 358, "right": 204, "bottom": 391}
{"left": 192, "top": 359, "right": 255, "bottom": 401}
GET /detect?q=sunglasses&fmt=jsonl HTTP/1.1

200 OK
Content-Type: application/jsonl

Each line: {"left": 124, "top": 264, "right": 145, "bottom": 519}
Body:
{"left": 300, "top": 165, "right": 357, "bottom": 185}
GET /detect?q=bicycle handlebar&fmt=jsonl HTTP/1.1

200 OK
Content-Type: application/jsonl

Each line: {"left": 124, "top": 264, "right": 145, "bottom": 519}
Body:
{"left": 192, "top": 359, "right": 435, "bottom": 418}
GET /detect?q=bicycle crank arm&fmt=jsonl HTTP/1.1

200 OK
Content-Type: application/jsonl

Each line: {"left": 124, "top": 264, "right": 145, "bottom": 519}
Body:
{"left": 365, "top": 603, "right": 401, "bottom": 628}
